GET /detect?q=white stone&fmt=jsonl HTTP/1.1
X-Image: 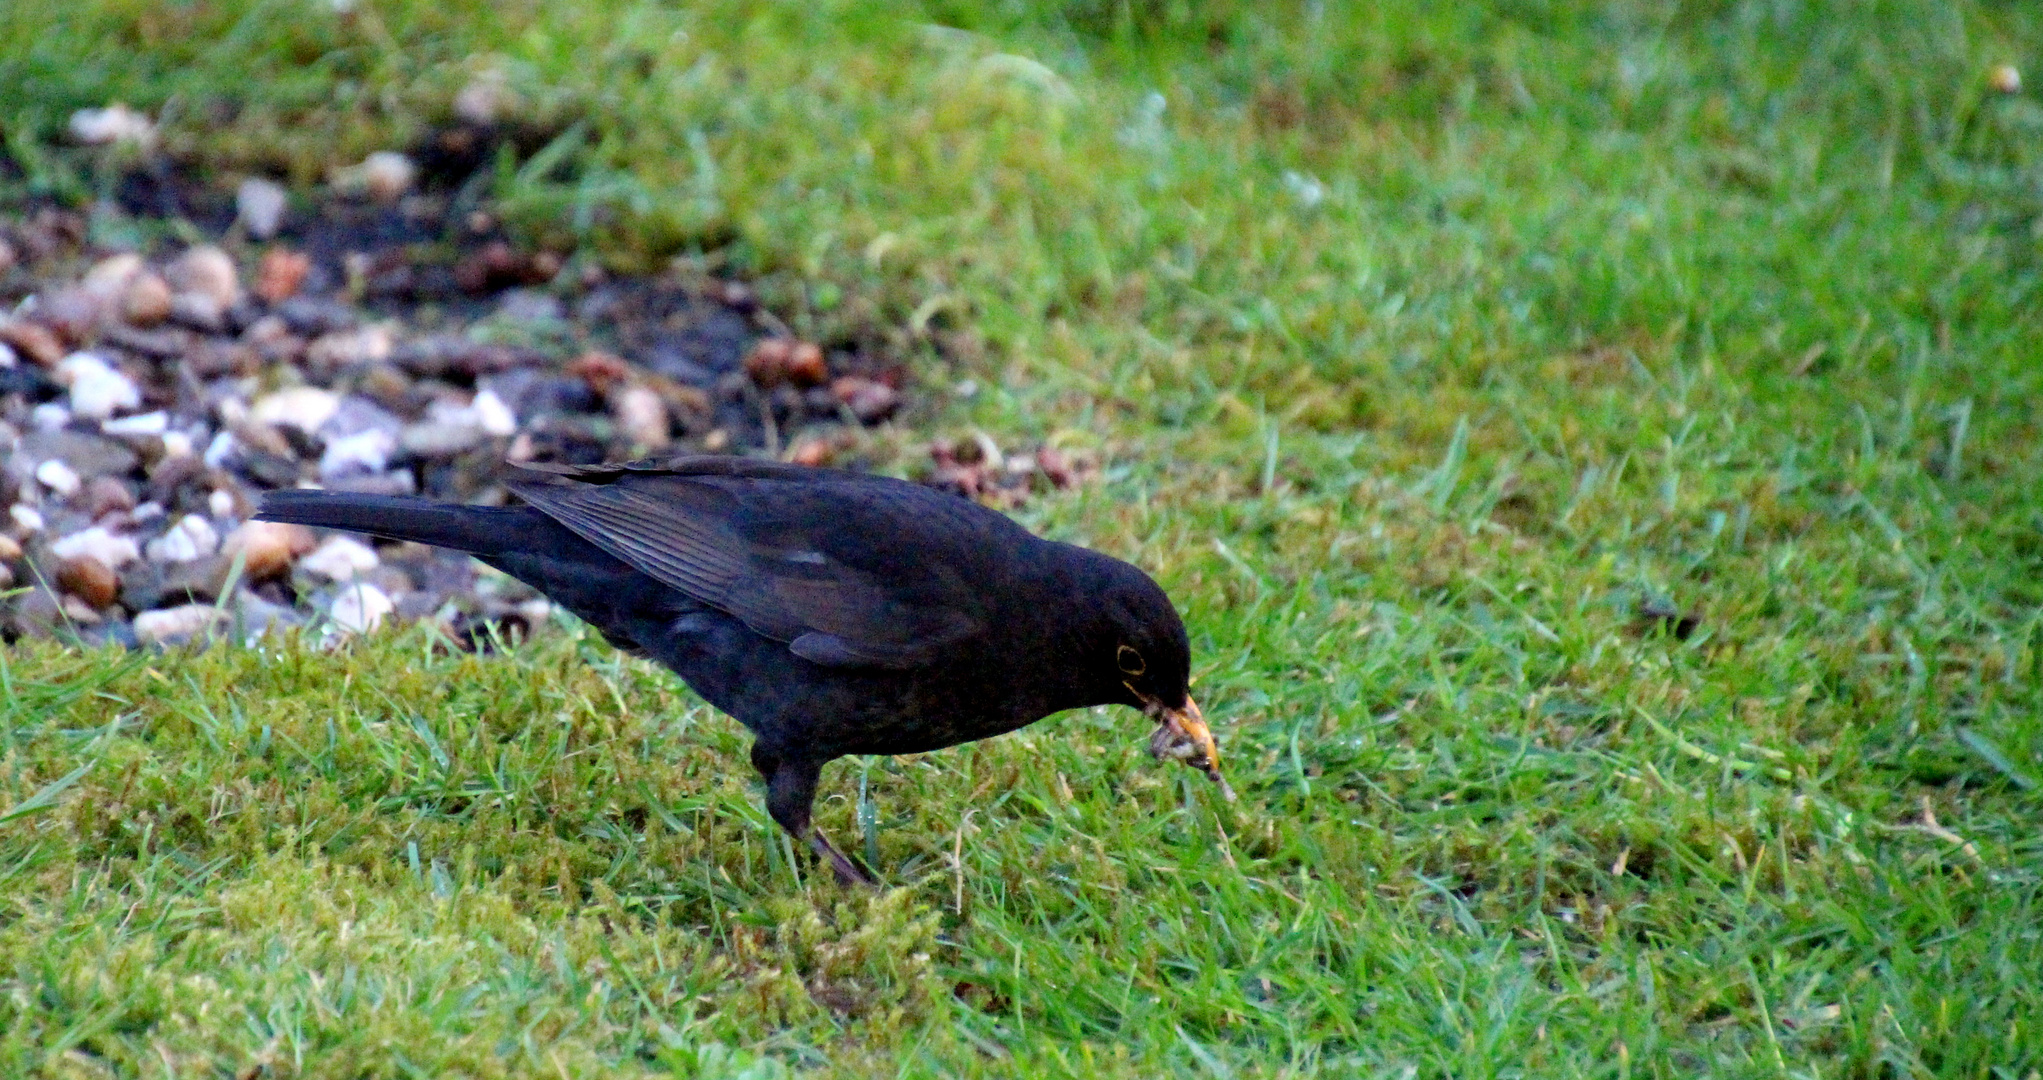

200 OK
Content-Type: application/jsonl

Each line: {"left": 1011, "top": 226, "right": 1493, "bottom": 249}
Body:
{"left": 250, "top": 387, "right": 340, "bottom": 433}
{"left": 301, "top": 535, "right": 380, "bottom": 581}
{"left": 31, "top": 403, "right": 71, "bottom": 431}
{"left": 454, "top": 68, "right": 512, "bottom": 126}
{"left": 9, "top": 504, "right": 44, "bottom": 533}
{"left": 0, "top": 342, "right": 17, "bottom": 368}
{"left": 131, "top": 501, "right": 165, "bottom": 524}
{"left": 161, "top": 431, "right": 195, "bottom": 458}
{"left": 81, "top": 253, "right": 143, "bottom": 299}
{"left": 612, "top": 385, "right": 669, "bottom": 450}
{"left": 69, "top": 104, "right": 156, "bottom": 147}
{"left": 50, "top": 526, "right": 140, "bottom": 568}
{"left": 328, "top": 581, "right": 394, "bottom": 635}
{"left": 134, "top": 604, "right": 225, "bottom": 646}
{"left": 203, "top": 431, "right": 240, "bottom": 469}
{"left": 34, "top": 458, "right": 81, "bottom": 498}
{"left": 166, "top": 246, "right": 242, "bottom": 309}
{"left": 343, "top": 151, "right": 414, "bottom": 202}
{"left": 306, "top": 324, "right": 394, "bottom": 369}
{"left": 319, "top": 428, "right": 396, "bottom": 480}
{"left": 473, "top": 388, "right": 517, "bottom": 437}
{"left": 100, "top": 410, "right": 168, "bottom": 437}
{"left": 145, "top": 514, "right": 220, "bottom": 564}
{"left": 208, "top": 489, "right": 235, "bottom": 519}
{"left": 57, "top": 352, "right": 142, "bottom": 420}
{"left": 236, "top": 178, "right": 288, "bottom": 239}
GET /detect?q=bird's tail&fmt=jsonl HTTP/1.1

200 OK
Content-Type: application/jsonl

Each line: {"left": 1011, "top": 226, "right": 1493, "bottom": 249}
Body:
{"left": 255, "top": 490, "right": 535, "bottom": 556}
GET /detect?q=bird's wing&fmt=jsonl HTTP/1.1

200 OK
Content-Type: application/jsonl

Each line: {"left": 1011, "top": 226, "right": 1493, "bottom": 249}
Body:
{"left": 506, "top": 460, "right": 991, "bottom": 669}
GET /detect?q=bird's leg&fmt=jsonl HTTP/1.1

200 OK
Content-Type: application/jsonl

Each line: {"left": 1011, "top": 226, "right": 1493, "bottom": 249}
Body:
{"left": 752, "top": 747, "right": 878, "bottom": 887}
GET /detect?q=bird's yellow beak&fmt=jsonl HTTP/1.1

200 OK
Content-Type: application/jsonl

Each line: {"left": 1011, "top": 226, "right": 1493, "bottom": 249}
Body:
{"left": 1144, "top": 694, "right": 1236, "bottom": 801}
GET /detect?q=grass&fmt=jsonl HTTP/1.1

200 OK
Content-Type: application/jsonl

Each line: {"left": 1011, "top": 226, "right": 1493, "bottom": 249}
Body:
{"left": 4, "top": 0, "right": 2043, "bottom": 1075}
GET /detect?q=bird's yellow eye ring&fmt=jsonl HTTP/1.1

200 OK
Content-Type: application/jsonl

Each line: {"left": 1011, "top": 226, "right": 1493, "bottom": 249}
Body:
{"left": 1116, "top": 645, "right": 1146, "bottom": 676}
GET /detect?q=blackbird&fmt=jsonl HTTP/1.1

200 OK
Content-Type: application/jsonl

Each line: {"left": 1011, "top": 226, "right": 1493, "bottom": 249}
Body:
{"left": 256, "top": 456, "right": 1228, "bottom": 884}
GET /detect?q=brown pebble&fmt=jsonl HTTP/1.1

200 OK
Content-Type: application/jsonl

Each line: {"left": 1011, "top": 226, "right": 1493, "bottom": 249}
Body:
{"left": 121, "top": 272, "right": 173, "bottom": 326}
{"left": 745, "top": 338, "right": 795, "bottom": 387}
{"left": 255, "top": 248, "right": 311, "bottom": 304}
{"left": 79, "top": 475, "right": 138, "bottom": 519}
{"left": 566, "top": 350, "right": 632, "bottom": 397}
{"left": 787, "top": 342, "right": 828, "bottom": 387}
{"left": 0, "top": 533, "right": 21, "bottom": 562}
{"left": 0, "top": 319, "right": 64, "bottom": 365}
{"left": 1037, "top": 446, "right": 1077, "bottom": 489}
{"left": 454, "top": 241, "right": 527, "bottom": 293}
{"left": 831, "top": 376, "right": 901, "bottom": 423}
{"left": 223, "top": 520, "right": 315, "bottom": 581}
{"left": 789, "top": 438, "right": 837, "bottom": 467}
{"left": 57, "top": 554, "right": 119, "bottom": 608}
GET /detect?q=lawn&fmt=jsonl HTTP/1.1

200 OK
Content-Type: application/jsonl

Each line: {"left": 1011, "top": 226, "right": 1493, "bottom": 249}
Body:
{"left": 3, "top": 1, "right": 2042, "bottom": 1076}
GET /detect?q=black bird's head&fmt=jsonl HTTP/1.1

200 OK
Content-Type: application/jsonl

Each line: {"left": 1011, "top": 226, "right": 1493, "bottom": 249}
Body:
{"left": 1067, "top": 546, "right": 1233, "bottom": 799}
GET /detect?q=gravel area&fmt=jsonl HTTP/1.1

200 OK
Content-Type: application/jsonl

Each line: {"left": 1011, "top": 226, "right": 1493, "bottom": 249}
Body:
{"left": 0, "top": 177, "right": 1086, "bottom": 651}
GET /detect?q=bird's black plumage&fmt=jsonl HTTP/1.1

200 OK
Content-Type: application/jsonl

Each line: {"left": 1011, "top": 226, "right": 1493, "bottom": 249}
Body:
{"left": 256, "top": 456, "right": 1223, "bottom": 884}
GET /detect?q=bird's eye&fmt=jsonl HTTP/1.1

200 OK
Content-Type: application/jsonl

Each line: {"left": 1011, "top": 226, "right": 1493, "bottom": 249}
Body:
{"left": 1116, "top": 645, "right": 1146, "bottom": 676}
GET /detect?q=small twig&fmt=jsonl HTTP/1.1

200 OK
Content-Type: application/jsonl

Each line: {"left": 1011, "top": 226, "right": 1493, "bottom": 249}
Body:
{"left": 1916, "top": 796, "right": 1982, "bottom": 864}
{"left": 1212, "top": 820, "right": 1240, "bottom": 872}
{"left": 952, "top": 808, "right": 976, "bottom": 915}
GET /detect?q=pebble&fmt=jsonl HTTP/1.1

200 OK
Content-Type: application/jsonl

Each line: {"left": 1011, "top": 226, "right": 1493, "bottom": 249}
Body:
{"left": 145, "top": 513, "right": 220, "bottom": 564}
{"left": 301, "top": 535, "right": 380, "bottom": 581}
{"left": 1991, "top": 64, "right": 2023, "bottom": 95}
{"left": 335, "top": 151, "right": 417, "bottom": 202}
{"left": 455, "top": 68, "right": 513, "bottom": 126}
{"left": 224, "top": 520, "right": 315, "bottom": 580}
{"left": 167, "top": 246, "right": 242, "bottom": 310}
{"left": 0, "top": 534, "right": 21, "bottom": 561}
{"left": 0, "top": 320, "right": 65, "bottom": 366}
{"left": 0, "top": 343, "right": 15, "bottom": 368}
{"left": 121, "top": 272, "right": 173, "bottom": 327}
{"left": 320, "top": 428, "right": 396, "bottom": 480}
{"left": 35, "top": 458, "right": 82, "bottom": 498}
{"left": 56, "top": 554, "right": 120, "bottom": 608}
{"left": 306, "top": 324, "right": 394, "bottom": 370}
{"left": 473, "top": 388, "right": 518, "bottom": 437}
{"left": 62, "top": 595, "right": 105, "bottom": 624}
{"left": 236, "top": 178, "right": 289, "bottom": 239}
{"left": 51, "top": 526, "right": 141, "bottom": 568}
{"left": 68, "top": 104, "right": 156, "bottom": 147}
{"left": 208, "top": 489, "right": 237, "bottom": 519}
{"left": 328, "top": 580, "right": 395, "bottom": 635}
{"left": 250, "top": 386, "right": 341, "bottom": 433}
{"left": 203, "top": 431, "right": 241, "bottom": 470}
{"left": 612, "top": 384, "right": 671, "bottom": 450}
{"left": 255, "top": 248, "right": 311, "bottom": 304}
{"left": 57, "top": 352, "right": 143, "bottom": 420}
{"left": 82, "top": 253, "right": 143, "bottom": 299}
{"left": 79, "top": 475, "right": 137, "bottom": 519}
{"left": 31, "top": 404, "right": 71, "bottom": 431}
{"left": 101, "top": 411, "right": 169, "bottom": 437}
{"left": 168, "top": 292, "right": 226, "bottom": 333}
{"left": 134, "top": 604, "right": 226, "bottom": 646}
{"left": 400, "top": 420, "right": 483, "bottom": 459}
{"left": 10, "top": 505, "right": 44, "bottom": 533}
{"left": 20, "top": 428, "right": 141, "bottom": 476}
{"left": 832, "top": 376, "right": 901, "bottom": 423}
